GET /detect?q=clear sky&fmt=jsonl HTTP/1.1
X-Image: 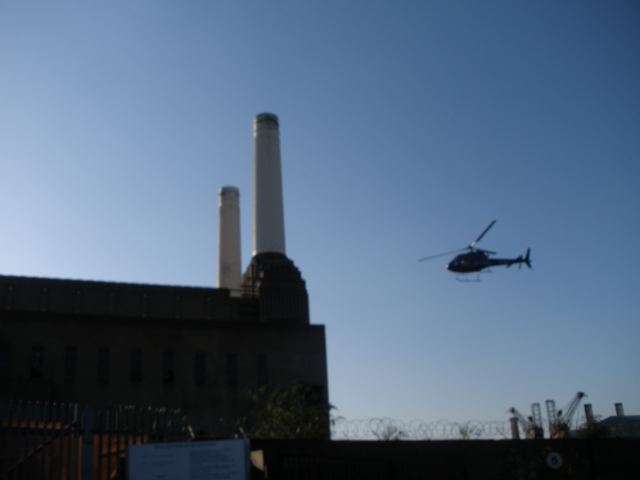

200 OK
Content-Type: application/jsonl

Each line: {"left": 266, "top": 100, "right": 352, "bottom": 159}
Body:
{"left": 1, "top": 0, "right": 639, "bottom": 425}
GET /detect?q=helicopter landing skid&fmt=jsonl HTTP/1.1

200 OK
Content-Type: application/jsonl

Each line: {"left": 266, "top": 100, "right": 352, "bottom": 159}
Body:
{"left": 455, "top": 271, "right": 490, "bottom": 283}
{"left": 456, "top": 275, "right": 481, "bottom": 283}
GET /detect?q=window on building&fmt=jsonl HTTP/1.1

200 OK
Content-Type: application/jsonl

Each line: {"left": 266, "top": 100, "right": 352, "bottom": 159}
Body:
{"left": 30, "top": 345, "right": 44, "bottom": 378}
{"left": 108, "top": 291, "right": 116, "bottom": 315}
{"left": 131, "top": 348, "right": 142, "bottom": 384}
{"left": 40, "top": 287, "right": 48, "bottom": 312}
{"left": 4, "top": 285, "right": 14, "bottom": 310}
{"left": 205, "top": 297, "right": 212, "bottom": 320}
{"left": 257, "top": 352, "right": 269, "bottom": 387}
{"left": 97, "top": 347, "right": 110, "bottom": 384}
{"left": 174, "top": 296, "right": 181, "bottom": 319}
{"left": 194, "top": 351, "right": 206, "bottom": 385}
{"left": 226, "top": 353, "right": 237, "bottom": 388}
{"left": 73, "top": 289, "right": 83, "bottom": 314}
{"left": 141, "top": 294, "right": 148, "bottom": 318}
{"left": 162, "top": 351, "right": 174, "bottom": 384}
{"left": 0, "top": 344, "right": 9, "bottom": 378}
{"left": 64, "top": 346, "right": 77, "bottom": 383}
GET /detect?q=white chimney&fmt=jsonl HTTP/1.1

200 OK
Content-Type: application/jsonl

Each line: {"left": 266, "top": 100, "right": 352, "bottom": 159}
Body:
{"left": 217, "top": 186, "right": 242, "bottom": 291}
{"left": 253, "top": 113, "right": 286, "bottom": 256}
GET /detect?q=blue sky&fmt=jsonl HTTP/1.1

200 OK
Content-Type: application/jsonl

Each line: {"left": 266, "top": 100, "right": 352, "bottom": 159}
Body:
{"left": 1, "top": 0, "right": 639, "bottom": 424}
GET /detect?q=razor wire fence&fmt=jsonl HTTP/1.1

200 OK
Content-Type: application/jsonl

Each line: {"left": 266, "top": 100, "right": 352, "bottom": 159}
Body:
{"left": 331, "top": 417, "right": 514, "bottom": 440}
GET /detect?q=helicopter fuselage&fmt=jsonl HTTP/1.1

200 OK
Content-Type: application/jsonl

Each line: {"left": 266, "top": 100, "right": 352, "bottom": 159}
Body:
{"left": 447, "top": 251, "right": 528, "bottom": 273}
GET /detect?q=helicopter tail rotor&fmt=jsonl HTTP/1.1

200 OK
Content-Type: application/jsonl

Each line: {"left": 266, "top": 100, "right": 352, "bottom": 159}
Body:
{"left": 524, "top": 248, "right": 532, "bottom": 268}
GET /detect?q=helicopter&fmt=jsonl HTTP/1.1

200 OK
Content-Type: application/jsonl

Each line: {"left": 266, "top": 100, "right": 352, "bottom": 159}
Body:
{"left": 418, "top": 220, "right": 531, "bottom": 276}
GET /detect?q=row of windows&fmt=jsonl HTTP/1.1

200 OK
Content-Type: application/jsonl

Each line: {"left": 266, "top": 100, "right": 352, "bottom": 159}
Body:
{"left": 1, "top": 284, "right": 233, "bottom": 320}
{"left": 4, "top": 346, "right": 269, "bottom": 387}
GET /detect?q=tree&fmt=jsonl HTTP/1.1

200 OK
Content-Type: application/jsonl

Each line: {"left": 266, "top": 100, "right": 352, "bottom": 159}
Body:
{"left": 237, "top": 384, "right": 333, "bottom": 439}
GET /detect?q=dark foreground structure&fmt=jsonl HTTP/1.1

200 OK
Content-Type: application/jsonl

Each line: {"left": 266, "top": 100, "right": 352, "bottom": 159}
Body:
{"left": 2, "top": 402, "right": 638, "bottom": 480}
{"left": 251, "top": 438, "right": 640, "bottom": 480}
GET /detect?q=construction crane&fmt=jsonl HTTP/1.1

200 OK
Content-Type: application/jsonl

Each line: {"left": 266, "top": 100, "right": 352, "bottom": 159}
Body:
{"left": 508, "top": 403, "right": 544, "bottom": 439}
{"left": 531, "top": 402, "right": 545, "bottom": 438}
{"left": 545, "top": 391, "right": 587, "bottom": 439}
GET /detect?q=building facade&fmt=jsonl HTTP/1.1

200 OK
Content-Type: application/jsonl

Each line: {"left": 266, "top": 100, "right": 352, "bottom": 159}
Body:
{"left": 0, "top": 271, "right": 328, "bottom": 436}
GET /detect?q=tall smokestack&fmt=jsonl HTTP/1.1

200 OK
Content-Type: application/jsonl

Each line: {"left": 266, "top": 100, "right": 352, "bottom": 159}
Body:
{"left": 217, "top": 186, "right": 242, "bottom": 291}
{"left": 243, "top": 113, "right": 309, "bottom": 324}
{"left": 253, "top": 113, "right": 286, "bottom": 256}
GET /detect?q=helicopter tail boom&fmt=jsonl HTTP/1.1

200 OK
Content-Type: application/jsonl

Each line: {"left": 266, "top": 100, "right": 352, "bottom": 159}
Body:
{"left": 497, "top": 248, "right": 532, "bottom": 269}
{"left": 508, "top": 248, "right": 532, "bottom": 269}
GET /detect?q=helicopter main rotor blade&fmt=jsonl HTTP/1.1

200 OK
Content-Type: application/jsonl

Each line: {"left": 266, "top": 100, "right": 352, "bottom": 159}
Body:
{"left": 418, "top": 248, "right": 467, "bottom": 262}
{"left": 469, "top": 220, "right": 496, "bottom": 248}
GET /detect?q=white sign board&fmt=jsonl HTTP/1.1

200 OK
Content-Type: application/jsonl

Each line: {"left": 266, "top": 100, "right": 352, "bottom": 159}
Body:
{"left": 127, "top": 439, "right": 250, "bottom": 480}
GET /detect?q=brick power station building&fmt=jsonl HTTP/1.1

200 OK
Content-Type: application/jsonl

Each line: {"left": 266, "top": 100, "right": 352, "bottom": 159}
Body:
{"left": 0, "top": 114, "right": 329, "bottom": 436}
